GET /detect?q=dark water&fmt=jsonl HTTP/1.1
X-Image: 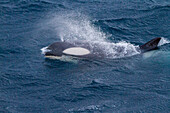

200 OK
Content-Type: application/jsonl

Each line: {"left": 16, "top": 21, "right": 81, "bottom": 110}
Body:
{"left": 0, "top": 0, "right": 170, "bottom": 113}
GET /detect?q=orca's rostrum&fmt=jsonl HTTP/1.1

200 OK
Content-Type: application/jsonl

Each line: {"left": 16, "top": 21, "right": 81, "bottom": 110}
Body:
{"left": 42, "top": 37, "right": 161, "bottom": 59}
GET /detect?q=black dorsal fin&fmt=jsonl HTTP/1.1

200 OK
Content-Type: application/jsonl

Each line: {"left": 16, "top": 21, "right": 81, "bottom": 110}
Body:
{"left": 140, "top": 37, "right": 161, "bottom": 52}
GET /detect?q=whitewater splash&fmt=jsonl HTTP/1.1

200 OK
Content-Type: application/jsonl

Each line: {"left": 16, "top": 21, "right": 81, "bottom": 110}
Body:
{"left": 41, "top": 12, "right": 169, "bottom": 59}
{"left": 41, "top": 46, "right": 50, "bottom": 55}
{"left": 158, "top": 37, "right": 170, "bottom": 46}
{"left": 87, "top": 41, "right": 140, "bottom": 58}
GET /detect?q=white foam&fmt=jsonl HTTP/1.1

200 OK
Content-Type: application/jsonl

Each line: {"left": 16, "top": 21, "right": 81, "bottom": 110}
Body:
{"left": 90, "top": 41, "right": 140, "bottom": 58}
{"left": 69, "top": 105, "right": 101, "bottom": 112}
{"left": 158, "top": 37, "right": 170, "bottom": 46}
{"left": 40, "top": 46, "right": 50, "bottom": 55}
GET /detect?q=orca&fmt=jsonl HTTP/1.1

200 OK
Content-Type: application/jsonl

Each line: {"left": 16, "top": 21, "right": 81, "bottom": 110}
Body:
{"left": 42, "top": 37, "right": 161, "bottom": 59}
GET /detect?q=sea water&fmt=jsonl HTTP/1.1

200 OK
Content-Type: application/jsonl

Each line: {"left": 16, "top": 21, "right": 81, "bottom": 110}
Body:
{"left": 0, "top": 0, "right": 170, "bottom": 112}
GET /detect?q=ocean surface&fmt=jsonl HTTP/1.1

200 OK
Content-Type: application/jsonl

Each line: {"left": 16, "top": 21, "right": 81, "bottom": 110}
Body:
{"left": 0, "top": 0, "right": 170, "bottom": 113}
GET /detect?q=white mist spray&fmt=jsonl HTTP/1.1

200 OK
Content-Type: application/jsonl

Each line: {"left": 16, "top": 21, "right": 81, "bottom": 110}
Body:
{"left": 48, "top": 12, "right": 107, "bottom": 42}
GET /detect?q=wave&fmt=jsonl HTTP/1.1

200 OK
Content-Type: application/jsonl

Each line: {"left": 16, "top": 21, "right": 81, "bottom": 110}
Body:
{"left": 0, "top": 0, "right": 63, "bottom": 12}
{"left": 41, "top": 46, "right": 50, "bottom": 55}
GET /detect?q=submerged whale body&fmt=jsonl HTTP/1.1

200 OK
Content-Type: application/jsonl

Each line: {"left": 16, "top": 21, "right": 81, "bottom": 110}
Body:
{"left": 42, "top": 37, "right": 161, "bottom": 59}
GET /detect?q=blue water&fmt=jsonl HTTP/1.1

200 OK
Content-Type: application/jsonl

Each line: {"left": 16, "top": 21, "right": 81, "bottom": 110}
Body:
{"left": 0, "top": 0, "right": 170, "bottom": 112}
